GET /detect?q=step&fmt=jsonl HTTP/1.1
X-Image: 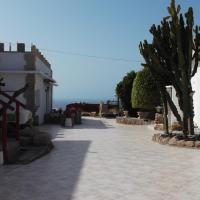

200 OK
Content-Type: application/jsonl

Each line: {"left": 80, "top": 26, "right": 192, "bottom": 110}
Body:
{"left": 6, "top": 139, "right": 20, "bottom": 164}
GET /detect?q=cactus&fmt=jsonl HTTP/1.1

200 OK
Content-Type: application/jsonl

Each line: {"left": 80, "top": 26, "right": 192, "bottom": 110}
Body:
{"left": 139, "top": 0, "right": 200, "bottom": 136}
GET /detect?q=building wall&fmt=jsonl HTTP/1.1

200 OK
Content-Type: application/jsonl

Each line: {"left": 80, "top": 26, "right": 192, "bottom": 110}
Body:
{"left": 169, "top": 71, "right": 200, "bottom": 128}
{"left": 0, "top": 53, "right": 26, "bottom": 70}
{"left": 34, "top": 74, "right": 46, "bottom": 124}
{"left": 192, "top": 67, "right": 200, "bottom": 127}
{"left": 167, "top": 86, "right": 183, "bottom": 126}
{"left": 34, "top": 74, "right": 52, "bottom": 124}
{"left": 0, "top": 73, "right": 26, "bottom": 105}
{"left": 34, "top": 57, "right": 53, "bottom": 124}
{"left": 0, "top": 46, "right": 54, "bottom": 125}
{"left": 35, "top": 57, "right": 52, "bottom": 77}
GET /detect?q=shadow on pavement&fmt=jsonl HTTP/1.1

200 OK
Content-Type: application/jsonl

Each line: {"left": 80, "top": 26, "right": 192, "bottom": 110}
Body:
{"left": 0, "top": 140, "right": 91, "bottom": 200}
{"left": 73, "top": 117, "right": 114, "bottom": 129}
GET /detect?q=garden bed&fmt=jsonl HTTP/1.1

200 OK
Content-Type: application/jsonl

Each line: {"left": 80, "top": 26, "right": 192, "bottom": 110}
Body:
{"left": 116, "top": 117, "right": 154, "bottom": 125}
{"left": 152, "top": 133, "right": 200, "bottom": 149}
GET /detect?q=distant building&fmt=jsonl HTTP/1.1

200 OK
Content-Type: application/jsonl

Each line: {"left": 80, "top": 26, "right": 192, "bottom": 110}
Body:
{"left": 0, "top": 43, "right": 56, "bottom": 124}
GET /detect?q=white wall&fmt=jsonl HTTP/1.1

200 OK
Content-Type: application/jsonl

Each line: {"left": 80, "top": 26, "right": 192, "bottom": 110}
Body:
{"left": 167, "top": 86, "right": 183, "bottom": 126}
{"left": 35, "top": 74, "right": 47, "bottom": 124}
{"left": 35, "top": 57, "right": 52, "bottom": 77}
{"left": 168, "top": 72, "right": 200, "bottom": 128}
{"left": 0, "top": 52, "right": 53, "bottom": 125}
{"left": 0, "top": 53, "right": 26, "bottom": 71}
{"left": 0, "top": 73, "right": 26, "bottom": 105}
{"left": 35, "top": 57, "right": 53, "bottom": 124}
{"left": 192, "top": 67, "right": 200, "bottom": 127}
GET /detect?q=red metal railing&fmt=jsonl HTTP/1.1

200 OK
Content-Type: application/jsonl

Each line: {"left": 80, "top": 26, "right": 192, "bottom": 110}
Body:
{"left": 0, "top": 91, "right": 26, "bottom": 163}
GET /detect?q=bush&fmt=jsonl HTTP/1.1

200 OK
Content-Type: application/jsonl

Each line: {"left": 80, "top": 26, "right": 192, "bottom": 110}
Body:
{"left": 131, "top": 68, "right": 160, "bottom": 111}
{"left": 115, "top": 71, "right": 137, "bottom": 116}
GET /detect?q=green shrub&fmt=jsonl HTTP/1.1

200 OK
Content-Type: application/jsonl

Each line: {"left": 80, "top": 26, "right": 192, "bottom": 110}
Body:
{"left": 116, "top": 71, "right": 137, "bottom": 116}
{"left": 131, "top": 68, "right": 160, "bottom": 111}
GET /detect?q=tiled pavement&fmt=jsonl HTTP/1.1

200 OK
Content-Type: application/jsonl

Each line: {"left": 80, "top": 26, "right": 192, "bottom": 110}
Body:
{"left": 1, "top": 117, "right": 200, "bottom": 200}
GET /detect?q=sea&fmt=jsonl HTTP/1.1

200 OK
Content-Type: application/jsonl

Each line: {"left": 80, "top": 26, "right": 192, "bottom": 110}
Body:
{"left": 53, "top": 98, "right": 110, "bottom": 109}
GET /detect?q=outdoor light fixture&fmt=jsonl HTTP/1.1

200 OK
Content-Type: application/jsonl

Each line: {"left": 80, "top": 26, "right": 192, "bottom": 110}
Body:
{"left": 155, "top": 106, "right": 162, "bottom": 113}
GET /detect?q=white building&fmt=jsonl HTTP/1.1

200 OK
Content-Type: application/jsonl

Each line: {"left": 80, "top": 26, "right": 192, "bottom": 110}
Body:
{"left": 192, "top": 68, "right": 200, "bottom": 127}
{"left": 168, "top": 67, "right": 200, "bottom": 128}
{"left": 0, "top": 43, "right": 56, "bottom": 124}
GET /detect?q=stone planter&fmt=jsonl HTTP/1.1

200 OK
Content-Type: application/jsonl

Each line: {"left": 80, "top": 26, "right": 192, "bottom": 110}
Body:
{"left": 123, "top": 111, "right": 129, "bottom": 118}
{"left": 152, "top": 133, "right": 200, "bottom": 149}
{"left": 116, "top": 117, "right": 153, "bottom": 125}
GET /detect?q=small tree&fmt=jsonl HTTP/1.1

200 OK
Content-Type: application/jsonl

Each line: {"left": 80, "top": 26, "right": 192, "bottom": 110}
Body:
{"left": 131, "top": 68, "right": 160, "bottom": 111}
{"left": 116, "top": 71, "right": 137, "bottom": 116}
{"left": 139, "top": 0, "right": 200, "bottom": 136}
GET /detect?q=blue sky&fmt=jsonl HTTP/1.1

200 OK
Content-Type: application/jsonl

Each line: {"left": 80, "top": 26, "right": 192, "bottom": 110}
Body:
{"left": 0, "top": 0, "right": 199, "bottom": 101}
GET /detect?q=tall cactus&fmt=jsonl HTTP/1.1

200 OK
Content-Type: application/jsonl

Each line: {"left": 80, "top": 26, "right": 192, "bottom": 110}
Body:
{"left": 139, "top": 0, "right": 200, "bottom": 136}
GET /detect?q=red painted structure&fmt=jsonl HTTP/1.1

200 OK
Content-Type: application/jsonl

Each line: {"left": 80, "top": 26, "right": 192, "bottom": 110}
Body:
{"left": 0, "top": 91, "right": 26, "bottom": 163}
{"left": 67, "top": 103, "right": 99, "bottom": 113}
{"left": 66, "top": 101, "right": 119, "bottom": 113}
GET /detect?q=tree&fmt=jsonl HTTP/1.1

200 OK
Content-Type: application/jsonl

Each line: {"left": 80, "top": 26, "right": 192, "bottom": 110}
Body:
{"left": 139, "top": 0, "right": 200, "bottom": 136}
{"left": 115, "top": 70, "right": 137, "bottom": 116}
{"left": 131, "top": 68, "right": 160, "bottom": 111}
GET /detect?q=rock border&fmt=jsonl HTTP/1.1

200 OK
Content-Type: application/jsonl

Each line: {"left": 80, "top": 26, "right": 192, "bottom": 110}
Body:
{"left": 152, "top": 133, "right": 200, "bottom": 149}
{"left": 116, "top": 117, "right": 154, "bottom": 125}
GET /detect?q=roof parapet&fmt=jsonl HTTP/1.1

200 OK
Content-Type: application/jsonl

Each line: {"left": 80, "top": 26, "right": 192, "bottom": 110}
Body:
{"left": 17, "top": 43, "right": 25, "bottom": 52}
{"left": 31, "top": 44, "right": 51, "bottom": 69}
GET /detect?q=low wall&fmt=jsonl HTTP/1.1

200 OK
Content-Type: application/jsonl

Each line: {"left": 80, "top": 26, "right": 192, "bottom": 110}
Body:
{"left": 116, "top": 117, "right": 153, "bottom": 125}
{"left": 152, "top": 133, "right": 200, "bottom": 149}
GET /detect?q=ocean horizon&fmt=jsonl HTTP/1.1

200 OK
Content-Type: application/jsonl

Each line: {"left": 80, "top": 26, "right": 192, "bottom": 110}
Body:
{"left": 53, "top": 98, "right": 114, "bottom": 109}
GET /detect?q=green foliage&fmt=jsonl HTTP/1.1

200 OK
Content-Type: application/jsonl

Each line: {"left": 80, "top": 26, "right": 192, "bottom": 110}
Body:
{"left": 131, "top": 68, "right": 160, "bottom": 111}
{"left": 115, "top": 71, "right": 137, "bottom": 116}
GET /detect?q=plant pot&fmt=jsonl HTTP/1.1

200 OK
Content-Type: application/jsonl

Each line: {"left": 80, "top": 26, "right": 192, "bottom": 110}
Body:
{"left": 123, "top": 111, "right": 129, "bottom": 118}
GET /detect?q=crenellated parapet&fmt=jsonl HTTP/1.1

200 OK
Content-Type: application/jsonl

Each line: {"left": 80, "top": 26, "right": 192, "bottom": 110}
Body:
{"left": 0, "top": 42, "right": 51, "bottom": 70}
{"left": 31, "top": 44, "right": 51, "bottom": 69}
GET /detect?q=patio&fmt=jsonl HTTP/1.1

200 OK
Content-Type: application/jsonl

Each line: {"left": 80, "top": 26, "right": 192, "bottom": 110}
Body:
{"left": 0, "top": 117, "right": 200, "bottom": 200}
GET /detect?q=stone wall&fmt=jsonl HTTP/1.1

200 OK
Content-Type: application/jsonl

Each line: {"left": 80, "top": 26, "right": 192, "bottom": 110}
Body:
{"left": 116, "top": 117, "right": 153, "bottom": 125}
{"left": 152, "top": 133, "right": 200, "bottom": 149}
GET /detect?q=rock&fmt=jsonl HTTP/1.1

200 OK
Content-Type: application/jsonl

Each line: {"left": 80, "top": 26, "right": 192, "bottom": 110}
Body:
{"left": 175, "top": 134, "right": 186, "bottom": 140}
{"left": 187, "top": 135, "right": 197, "bottom": 141}
{"left": 20, "top": 136, "right": 33, "bottom": 146}
{"left": 171, "top": 122, "right": 182, "bottom": 131}
{"left": 161, "top": 137, "right": 170, "bottom": 145}
{"left": 154, "top": 113, "right": 163, "bottom": 124}
{"left": 154, "top": 124, "right": 164, "bottom": 131}
{"left": 176, "top": 140, "right": 186, "bottom": 147}
{"left": 20, "top": 127, "right": 39, "bottom": 137}
{"left": 195, "top": 141, "right": 200, "bottom": 148}
{"left": 168, "top": 137, "right": 178, "bottom": 145}
{"left": 33, "top": 131, "right": 52, "bottom": 146}
{"left": 185, "top": 141, "right": 195, "bottom": 148}
{"left": 152, "top": 133, "right": 161, "bottom": 142}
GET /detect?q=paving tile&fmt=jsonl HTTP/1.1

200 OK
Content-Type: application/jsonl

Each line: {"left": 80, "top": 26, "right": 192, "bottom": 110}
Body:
{"left": 1, "top": 117, "right": 200, "bottom": 200}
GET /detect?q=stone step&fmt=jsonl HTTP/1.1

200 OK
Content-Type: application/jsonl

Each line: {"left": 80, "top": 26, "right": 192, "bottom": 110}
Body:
{"left": 6, "top": 139, "right": 20, "bottom": 164}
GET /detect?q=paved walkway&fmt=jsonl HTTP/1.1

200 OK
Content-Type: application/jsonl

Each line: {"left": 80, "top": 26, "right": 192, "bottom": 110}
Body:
{"left": 1, "top": 117, "right": 200, "bottom": 200}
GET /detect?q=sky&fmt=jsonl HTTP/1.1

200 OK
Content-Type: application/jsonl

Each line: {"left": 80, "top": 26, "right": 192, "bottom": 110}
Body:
{"left": 0, "top": 0, "right": 199, "bottom": 101}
